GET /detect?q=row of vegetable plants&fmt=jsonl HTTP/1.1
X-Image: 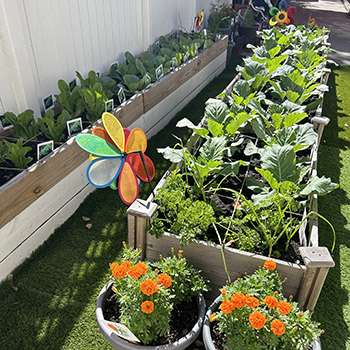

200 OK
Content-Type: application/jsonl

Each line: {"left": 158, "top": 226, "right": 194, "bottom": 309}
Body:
{"left": 128, "top": 24, "right": 337, "bottom": 307}
{"left": 0, "top": 30, "right": 215, "bottom": 187}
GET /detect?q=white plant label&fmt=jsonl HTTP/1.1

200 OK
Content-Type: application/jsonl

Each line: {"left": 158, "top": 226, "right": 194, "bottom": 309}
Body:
{"left": 102, "top": 320, "right": 141, "bottom": 343}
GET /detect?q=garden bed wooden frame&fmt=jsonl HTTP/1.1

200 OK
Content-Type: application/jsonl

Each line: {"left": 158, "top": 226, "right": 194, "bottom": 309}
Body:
{"left": 127, "top": 72, "right": 335, "bottom": 312}
{"left": 0, "top": 36, "right": 229, "bottom": 282}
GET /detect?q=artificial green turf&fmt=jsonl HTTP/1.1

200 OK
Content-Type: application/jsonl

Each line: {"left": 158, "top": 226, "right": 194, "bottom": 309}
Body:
{"left": 312, "top": 66, "right": 350, "bottom": 350}
{"left": 0, "top": 55, "right": 242, "bottom": 350}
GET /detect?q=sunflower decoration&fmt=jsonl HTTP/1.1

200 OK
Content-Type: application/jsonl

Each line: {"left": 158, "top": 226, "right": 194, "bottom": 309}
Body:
{"left": 75, "top": 112, "right": 155, "bottom": 205}
{"left": 269, "top": 0, "right": 296, "bottom": 27}
{"left": 196, "top": 10, "right": 204, "bottom": 31}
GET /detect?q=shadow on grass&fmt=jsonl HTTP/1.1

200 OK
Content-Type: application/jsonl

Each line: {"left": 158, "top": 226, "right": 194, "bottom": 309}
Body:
{"left": 0, "top": 55, "right": 242, "bottom": 350}
{"left": 314, "top": 145, "right": 350, "bottom": 350}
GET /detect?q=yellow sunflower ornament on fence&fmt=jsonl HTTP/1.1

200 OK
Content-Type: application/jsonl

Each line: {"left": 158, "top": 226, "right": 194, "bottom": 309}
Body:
{"left": 269, "top": 0, "right": 296, "bottom": 27}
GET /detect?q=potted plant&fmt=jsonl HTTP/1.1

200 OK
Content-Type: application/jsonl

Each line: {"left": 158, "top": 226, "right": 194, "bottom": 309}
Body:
{"left": 208, "top": 3, "right": 235, "bottom": 36}
{"left": 96, "top": 243, "right": 209, "bottom": 349}
{"left": 203, "top": 260, "right": 323, "bottom": 349}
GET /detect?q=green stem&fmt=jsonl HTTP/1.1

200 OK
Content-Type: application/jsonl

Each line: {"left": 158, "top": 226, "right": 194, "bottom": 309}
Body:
{"left": 213, "top": 223, "right": 231, "bottom": 283}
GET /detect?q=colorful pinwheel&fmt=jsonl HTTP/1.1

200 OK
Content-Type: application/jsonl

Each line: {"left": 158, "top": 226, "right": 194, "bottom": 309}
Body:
{"left": 269, "top": 0, "right": 296, "bottom": 26}
{"left": 76, "top": 112, "right": 155, "bottom": 205}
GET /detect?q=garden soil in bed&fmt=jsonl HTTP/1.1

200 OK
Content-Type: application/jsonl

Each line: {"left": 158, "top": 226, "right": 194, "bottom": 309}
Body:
{"left": 104, "top": 294, "right": 198, "bottom": 346}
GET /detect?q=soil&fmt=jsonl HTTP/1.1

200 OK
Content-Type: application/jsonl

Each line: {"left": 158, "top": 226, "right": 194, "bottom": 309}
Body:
{"left": 103, "top": 293, "right": 198, "bottom": 346}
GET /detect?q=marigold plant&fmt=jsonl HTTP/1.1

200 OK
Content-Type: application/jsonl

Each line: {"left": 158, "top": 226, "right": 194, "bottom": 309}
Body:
{"left": 108, "top": 244, "right": 208, "bottom": 345}
{"left": 214, "top": 263, "right": 322, "bottom": 349}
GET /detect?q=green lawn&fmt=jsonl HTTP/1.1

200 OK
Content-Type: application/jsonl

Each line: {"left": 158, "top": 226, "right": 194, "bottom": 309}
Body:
{"left": 0, "top": 61, "right": 349, "bottom": 350}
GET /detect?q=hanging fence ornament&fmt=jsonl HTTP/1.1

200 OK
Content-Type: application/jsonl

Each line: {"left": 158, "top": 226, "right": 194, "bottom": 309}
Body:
{"left": 196, "top": 10, "right": 204, "bottom": 31}
{"left": 76, "top": 112, "right": 155, "bottom": 205}
{"left": 269, "top": 1, "right": 296, "bottom": 27}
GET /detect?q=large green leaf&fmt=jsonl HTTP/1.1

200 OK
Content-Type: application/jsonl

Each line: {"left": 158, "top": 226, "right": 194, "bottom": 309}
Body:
{"left": 123, "top": 75, "right": 141, "bottom": 92}
{"left": 176, "top": 118, "right": 209, "bottom": 137}
{"left": 220, "top": 160, "right": 246, "bottom": 176}
{"left": 125, "top": 51, "right": 136, "bottom": 65}
{"left": 232, "top": 80, "right": 252, "bottom": 99}
{"left": 199, "top": 137, "right": 226, "bottom": 161}
{"left": 157, "top": 147, "right": 184, "bottom": 163}
{"left": 260, "top": 144, "right": 296, "bottom": 183}
{"left": 283, "top": 112, "right": 308, "bottom": 128}
{"left": 300, "top": 176, "right": 339, "bottom": 197}
{"left": 255, "top": 168, "right": 279, "bottom": 190}
{"left": 207, "top": 120, "right": 224, "bottom": 137}
{"left": 226, "top": 112, "right": 251, "bottom": 135}
{"left": 204, "top": 102, "right": 230, "bottom": 124}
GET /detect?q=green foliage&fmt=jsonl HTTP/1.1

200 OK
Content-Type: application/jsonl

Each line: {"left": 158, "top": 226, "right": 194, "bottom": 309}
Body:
{"left": 0, "top": 140, "right": 8, "bottom": 163}
{"left": 152, "top": 248, "right": 209, "bottom": 303}
{"left": 4, "top": 110, "right": 38, "bottom": 140}
{"left": 4, "top": 138, "right": 32, "bottom": 169}
{"left": 55, "top": 79, "right": 83, "bottom": 119}
{"left": 207, "top": 2, "right": 235, "bottom": 33}
{"left": 149, "top": 171, "right": 216, "bottom": 246}
{"left": 216, "top": 265, "right": 322, "bottom": 350}
{"left": 38, "top": 109, "right": 71, "bottom": 142}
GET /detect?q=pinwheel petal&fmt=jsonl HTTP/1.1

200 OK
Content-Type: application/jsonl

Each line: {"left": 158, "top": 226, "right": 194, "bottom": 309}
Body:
{"left": 127, "top": 153, "right": 155, "bottom": 182}
{"left": 102, "top": 112, "right": 125, "bottom": 152}
{"left": 269, "top": 7, "right": 279, "bottom": 16}
{"left": 118, "top": 160, "right": 139, "bottom": 205}
{"left": 270, "top": 16, "right": 278, "bottom": 26}
{"left": 278, "top": 0, "right": 288, "bottom": 11}
{"left": 123, "top": 128, "right": 131, "bottom": 146}
{"left": 90, "top": 154, "right": 100, "bottom": 162}
{"left": 92, "top": 126, "right": 116, "bottom": 147}
{"left": 76, "top": 134, "right": 122, "bottom": 157}
{"left": 287, "top": 6, "right": 296, "bottom": 15}
{"left": 276, "top": 11, "right": 288, "bottom": 24}
{"left": 87, "top": 157, "right": 124, "bottom": 188}
{"left": 125, "top": 128, "right": 147, "bottom": 153}
{"left": 289, "top": 16, "right": 295, "bottom": 24}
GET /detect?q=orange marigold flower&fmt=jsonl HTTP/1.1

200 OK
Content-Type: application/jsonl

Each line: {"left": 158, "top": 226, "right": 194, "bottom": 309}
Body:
{"left": 220, "top": 300, "right": 235, "bottom": 314}
{"left": 271, "top": 319, "right": 286, "bottom": 335}
{"left": 277, "top": 301, "right": 292, "bottom": 315}
{"left": 231, "top": 293, "right": 247, "bottom": 308}
{"left": 112, "top": 264, "right": 128, "bottom": 279}
{"left": 246, "top": 296, "right": 260, "bottom": 308}
{"left": 135, "top": 262, "right": 148, "bottom": 275}
{"left": 109, "top": 262, "right": 119, "bottom": 270}
{"left": 263, "top": 296, "right": 278, "bottom": 308}
{"left": 128, "top": 266, "right": 142, "bottom": 279}
{"left": 157, "top": 273, "right": 172, "bottom": 288}
{"left": 264, "top": 260, "right": 276, "bottom": 271}
{"left": 140, "top": 279, "right": 159, "bottom": 296}
{"left": 209, "top": 312, "right": 217, "bottom": 322}
{"left": 121, "top": 261, "right": 131, "bottom": 271}
{"left": 141, "top": 301, "right": 154, "bottom": 314}
{"left": 249, "top": 311, "right": 266, "bottom": 329}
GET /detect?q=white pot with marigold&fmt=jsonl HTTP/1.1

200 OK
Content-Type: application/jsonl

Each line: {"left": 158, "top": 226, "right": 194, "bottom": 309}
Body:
{"left": 202, "top": 260, "right": 322, "bottom": 350}
{"left": 96, "top": 243, "right": 209, "bottom": 349}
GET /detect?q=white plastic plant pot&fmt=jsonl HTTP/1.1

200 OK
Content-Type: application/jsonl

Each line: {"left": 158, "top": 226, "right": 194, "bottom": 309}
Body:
{"left": 96, "top": 280, "right": 206, "bottom": 350}
{"left": 202, "top": 295, "right": 322, "bottom": 350}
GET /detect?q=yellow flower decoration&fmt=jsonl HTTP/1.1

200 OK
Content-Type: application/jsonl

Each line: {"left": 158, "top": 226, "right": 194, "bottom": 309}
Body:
{"left": 269, "top": 10, "right": 288, "bottom": 26}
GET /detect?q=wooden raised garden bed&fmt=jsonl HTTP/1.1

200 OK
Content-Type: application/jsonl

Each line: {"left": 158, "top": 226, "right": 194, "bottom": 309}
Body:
{"left": 127, "top": 48, "right": 335, "bottom": 311}
{"left": 0, "top": 36, "right": 229, "bottom": 282}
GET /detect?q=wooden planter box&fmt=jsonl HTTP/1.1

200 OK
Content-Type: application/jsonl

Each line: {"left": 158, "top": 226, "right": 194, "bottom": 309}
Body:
{"left": 127, "top": 71, "right": 334, "bottom": 312}
{"left": 0, "top": 37, "right": 229, "bottom": 282}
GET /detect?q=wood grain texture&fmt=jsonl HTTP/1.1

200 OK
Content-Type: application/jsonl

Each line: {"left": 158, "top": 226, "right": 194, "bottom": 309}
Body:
{"left": 113, "top": 93, "right": 144, "bottom": 127}
{"left": 146, "top": 232, "right": 305, "bottom": 299}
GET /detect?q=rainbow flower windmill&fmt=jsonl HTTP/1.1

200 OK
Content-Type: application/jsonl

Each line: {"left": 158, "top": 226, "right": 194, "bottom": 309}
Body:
{"left": 76, "top": 112, "right": 155, "bottom": 205}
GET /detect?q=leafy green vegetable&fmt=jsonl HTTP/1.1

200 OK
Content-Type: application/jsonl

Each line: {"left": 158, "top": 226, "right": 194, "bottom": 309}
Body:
{"left": 4, "top": 138, "right": 32, "bottom": 169}
{"left": 4, "top": 110, "right": 38, "bottom": 141}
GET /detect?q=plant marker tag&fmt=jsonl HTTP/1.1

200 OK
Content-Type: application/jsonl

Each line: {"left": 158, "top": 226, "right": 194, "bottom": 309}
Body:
{"left": 43, "top": 94, "right": 54, "bottom": 111}
{"left": 69, "top": 79, "right": 77, "bottom": 92}
{"left": 183, "top": 52, "right": 189, "bottom": 63}
{"left": 203, "top": 29, "right": 207, "bottom": 38}
{"left": 145, "top": 74, "right": 151, "bottom": 88}
{"left": 194, "top": 44, "right": 199, "bottom": 56}
{"left": 155, "top": 64, "right": 164, "bottom": 80}
{"left": 37, "top": 140, "right": 54, "bottom": 161}
{"left": 118, "top": 87, "right": 126, "bottom": 104}
{"left": 101, "top": 320, "right": 141, "bottom": 343}
{"left": 215, "top": 34, "right": 222, "bottom": 42}
{"left": 67, "top": 117, "right": 83, "bottom": 137}
{"left": 172, "top": 57, "right": 177, "bottom": 70}
{"left": 105, "top": 99, "right": 114, "bottom": 112}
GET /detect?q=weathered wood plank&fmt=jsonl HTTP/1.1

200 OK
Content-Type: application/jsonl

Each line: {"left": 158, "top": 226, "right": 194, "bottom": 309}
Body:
{"left": 143, "top": 37, "right": 228, "bottom": 113}
{"left": 146, "top": 232, "right": 305, "bottom": 300}
{"left": 113, "top": 92, "right": 144, "bottom": 127}
{"left": 0, "top": 160, "right": 94, "bottom": 282}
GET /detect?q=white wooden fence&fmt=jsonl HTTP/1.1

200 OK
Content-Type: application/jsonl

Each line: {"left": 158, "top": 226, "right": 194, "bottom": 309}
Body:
{"left": 0, "top": 0, "right": 224, "bottom": 117}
